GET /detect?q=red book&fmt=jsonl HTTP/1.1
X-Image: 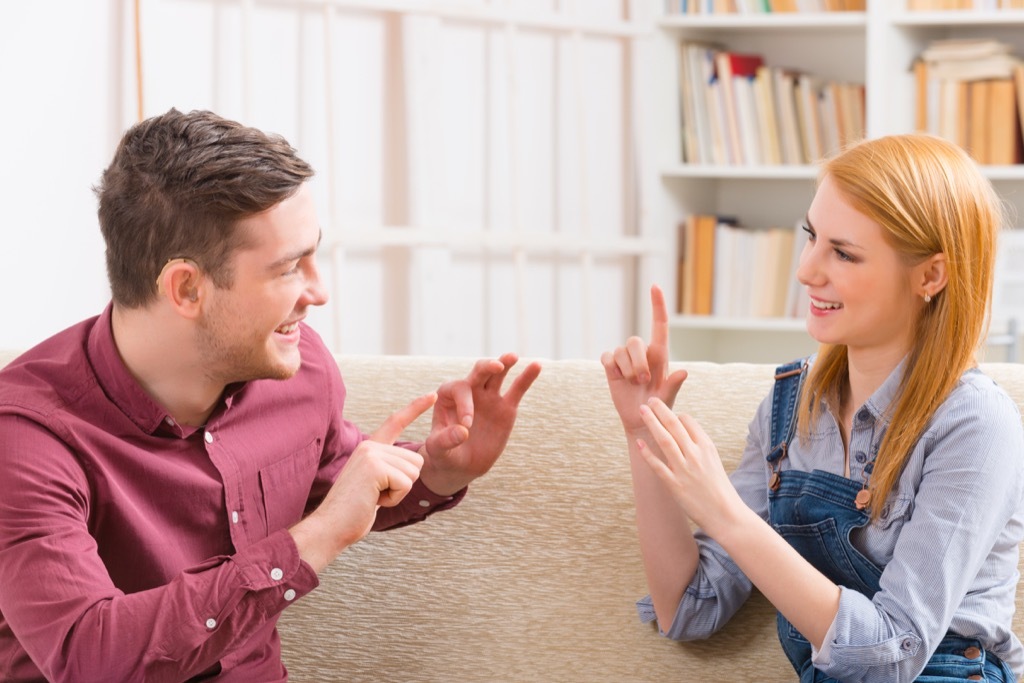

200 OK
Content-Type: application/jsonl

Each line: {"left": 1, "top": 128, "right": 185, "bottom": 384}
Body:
{"left": 720, "top": 51, "right": 764, "bottom": 79}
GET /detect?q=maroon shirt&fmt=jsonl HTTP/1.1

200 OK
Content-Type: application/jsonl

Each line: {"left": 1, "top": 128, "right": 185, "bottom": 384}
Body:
{"left": 0, "top": 306, "right": 462, "bottom": 682}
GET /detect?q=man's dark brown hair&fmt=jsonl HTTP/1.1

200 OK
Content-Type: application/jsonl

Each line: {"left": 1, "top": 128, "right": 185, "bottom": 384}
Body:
{"left": 95, "top": 108, "right": 315, "bottom": 308}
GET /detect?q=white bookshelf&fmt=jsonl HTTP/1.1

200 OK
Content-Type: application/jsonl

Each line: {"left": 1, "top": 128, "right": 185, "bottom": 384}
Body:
{"left": 645, "top": 0, "right": 1024, "bottom": 363}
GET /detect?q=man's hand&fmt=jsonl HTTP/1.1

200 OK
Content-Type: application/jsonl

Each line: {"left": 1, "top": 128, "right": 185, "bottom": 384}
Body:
{"left": 601, "top": 285, "right": 688, "bottom": 436}
{"left": 419, "top": 353, "right": 542, "bottom": 496}
{"left": 290, "top": 392, "right": 437, "bottom": 573}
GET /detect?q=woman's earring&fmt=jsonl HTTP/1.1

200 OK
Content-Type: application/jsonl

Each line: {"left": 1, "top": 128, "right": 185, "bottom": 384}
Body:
{"left": 923, "top": 293, "right": 932, "bottom": 303}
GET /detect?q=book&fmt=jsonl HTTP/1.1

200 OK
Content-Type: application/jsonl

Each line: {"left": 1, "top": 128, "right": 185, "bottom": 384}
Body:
{"left": 755, "top": 65, "right": 783, "bottom": 166}
{"left": 678, "top": 42, "right": 700, "bottom": 164}
{"left": 712, "top": 221, "right": 736, "bottom": 316}
{"left": 693, "top": 214, "right": 718, "bottom": 315}
{"left": 684, "top": 42, "right": 723, "bottom": 164}
{"left": 784, "top": 219, "right": 811, "bottom": 318}
{"left": 1015, "top": 65, "right": 1024, "bottom": 153}
{"left": 988, "top": 78, "right": 1021, "bottom": 165}
{"left": 773, "top": 68, "right": 804, "bottom": 165}
{"left": 715, "top": 51, "right": 765, "bottom": 165}
{"left": 771, "top": 225, "right": 797, "bottom": 317}
{"left": 676, "top": 220, "right": 688, "bottom": 314}
{"left": 796, "top": 74, "right": 824, "bottom": 163}
{"left": 733, "top": 70, "right": 763, "bottom": 165}
{"left": 921, "top": 38, "right": 1013, "bottom": 64}
{"left": 968, "top": 80, "right": 991, "bottom": 164}
{"left": 927, "top": 53, "right": 1022, "bottom": 82}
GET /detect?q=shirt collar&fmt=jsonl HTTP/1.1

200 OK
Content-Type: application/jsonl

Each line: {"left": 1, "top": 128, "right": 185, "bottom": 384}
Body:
{"left": 86, "top": 303, "right": 242, "bottom": 438}
{"left": 805, "top": 352, "right": 908, "bottom": 430}
{"left": 857, "top": 355, "right": 909, "bottom": 429}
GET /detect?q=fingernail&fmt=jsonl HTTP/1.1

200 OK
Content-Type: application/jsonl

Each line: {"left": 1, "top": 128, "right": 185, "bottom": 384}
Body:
{"left": 639, "top": 404, "right": 650, "bottom": 415}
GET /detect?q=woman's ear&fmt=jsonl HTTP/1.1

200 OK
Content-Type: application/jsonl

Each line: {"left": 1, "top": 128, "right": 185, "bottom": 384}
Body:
{"left": 917, "top": 252, "right": 948, "bottom": 300}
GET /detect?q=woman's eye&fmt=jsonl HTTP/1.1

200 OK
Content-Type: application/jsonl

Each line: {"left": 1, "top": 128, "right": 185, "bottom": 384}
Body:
{"left": 801, "top": 224, "right": 815, "bottom": 241}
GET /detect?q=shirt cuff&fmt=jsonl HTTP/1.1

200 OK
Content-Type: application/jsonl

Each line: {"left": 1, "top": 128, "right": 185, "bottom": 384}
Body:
{"left": 236, "top": 529, "right": 319, "bottom": 613}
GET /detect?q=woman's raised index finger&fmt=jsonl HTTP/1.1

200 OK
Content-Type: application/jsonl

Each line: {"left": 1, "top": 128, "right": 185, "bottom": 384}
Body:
{"left": 649, "top": 285, "right": 670, "bottom": 349}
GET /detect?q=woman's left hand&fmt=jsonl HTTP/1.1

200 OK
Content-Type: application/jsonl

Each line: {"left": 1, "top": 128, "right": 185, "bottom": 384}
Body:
{"left": 636, "top": 398, "right": 746, "bottom": 537}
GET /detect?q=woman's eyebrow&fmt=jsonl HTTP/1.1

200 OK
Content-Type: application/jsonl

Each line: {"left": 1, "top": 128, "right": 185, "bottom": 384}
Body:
{"left": 806, "top": 216, "right": 862, "bottom": 250}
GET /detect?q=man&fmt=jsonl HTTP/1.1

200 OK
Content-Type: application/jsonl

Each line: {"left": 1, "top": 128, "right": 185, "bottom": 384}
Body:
{"left": 0, "top": 108, "right": 541, "bottom": 682}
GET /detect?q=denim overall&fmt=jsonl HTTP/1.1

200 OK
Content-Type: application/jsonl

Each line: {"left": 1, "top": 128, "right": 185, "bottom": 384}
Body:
{"left": 765, "top": 359, "right": 1015, "bottom": 682}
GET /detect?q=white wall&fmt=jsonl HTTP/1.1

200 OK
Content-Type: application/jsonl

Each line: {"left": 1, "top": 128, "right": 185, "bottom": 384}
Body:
{"left": 0, "top": 2, "right": 121, "bottom": 349}
{"left": 0, "top": 0, "right": 649, "bottom": 359}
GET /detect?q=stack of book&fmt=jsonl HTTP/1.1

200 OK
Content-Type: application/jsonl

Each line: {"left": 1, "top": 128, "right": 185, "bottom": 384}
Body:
{"left": 678, "top": 43, "right": 865, "bottom": 165}
{"left": 665, "top": 0, "right": 865, "bottom": 13}
{"left": 676, "top": 215, "right": 809, "bottom": 318}
{"left": 913, "top": 38, "right": 1024, "bottom": 165}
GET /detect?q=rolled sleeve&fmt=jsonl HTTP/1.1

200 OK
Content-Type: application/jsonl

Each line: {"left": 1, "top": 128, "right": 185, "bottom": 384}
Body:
{"left": 813, "top": 586, "right": 921, "bottom": 673}
{"left": 643, "top": 535, "right": 754, "bottom": 640}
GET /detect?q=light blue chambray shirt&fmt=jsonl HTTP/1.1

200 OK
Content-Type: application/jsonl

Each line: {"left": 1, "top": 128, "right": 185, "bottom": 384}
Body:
{"left": 638, "top": 358, "right": 1024, "bottom": 682}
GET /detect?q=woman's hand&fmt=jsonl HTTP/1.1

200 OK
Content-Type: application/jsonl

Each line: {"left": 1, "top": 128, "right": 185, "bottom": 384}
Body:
{"left": 635, "top": 397, "right": 746, "bottom": 537}
{"left": 601, "top": 285, "right": 688, "bottom": 436}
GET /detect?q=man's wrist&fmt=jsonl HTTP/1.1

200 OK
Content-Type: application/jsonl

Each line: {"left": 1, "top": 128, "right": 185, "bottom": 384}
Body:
{"left": 417, "top": 446, "right": 469, "bottom": 497}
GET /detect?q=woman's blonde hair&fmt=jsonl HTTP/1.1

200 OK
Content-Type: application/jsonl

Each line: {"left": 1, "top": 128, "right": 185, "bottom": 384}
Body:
{"left": 797, "top": 134, "right": 1003, "bottom": 520}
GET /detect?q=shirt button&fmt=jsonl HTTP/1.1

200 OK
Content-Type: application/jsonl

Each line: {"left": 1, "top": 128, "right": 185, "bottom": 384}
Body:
{"left": 231, "top": 511, "right": 239, "bottom": 524}
{"left": 284, "top": 589, "right": 296, "bottom": 602}
{"left": 854, "top": 451, "right": 868, "bottom": 464}
{"left": 205, "top": 618, "right": 217, "bottom": 630}
{"left": 857, "top": 408, "right": 871, "bottom": 422}
{"left": 164, "top": 416, "right": 175, "bottom": 426}
{"left": 418, "top": 500, "right": 431, "bottom": 508}
{"left": 204, "top": 431, "right": 214, "bottom": 444}
{"left": 900, "top": 638, "right": 914, "bottom": 652}
{"left": 270, "top": 567, "right": 284, "bottom": 581}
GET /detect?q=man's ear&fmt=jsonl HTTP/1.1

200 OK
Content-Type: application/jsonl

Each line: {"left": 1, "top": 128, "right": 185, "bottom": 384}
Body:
{"left": 917, "top": 252, "right": 948, "bottom": 300}
{"left": 156, "top": 259, "right": 203, "bottom": 317}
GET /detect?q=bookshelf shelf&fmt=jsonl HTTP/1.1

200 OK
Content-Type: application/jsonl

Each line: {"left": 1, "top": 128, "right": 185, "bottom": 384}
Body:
{"left": 644, "top": 0, "right": 1024, "bottom": 362}
{"left": 658, "top": 13, "right": 866, "bottom": 33}
{"left": 661, "top": 164, "right": 818, "bottom": 180}
{"left": 983, "top": 166, "right": 1024, "bottom": 181}
{"left": 890, "top": 10, "right": 1024, "bottom": 27}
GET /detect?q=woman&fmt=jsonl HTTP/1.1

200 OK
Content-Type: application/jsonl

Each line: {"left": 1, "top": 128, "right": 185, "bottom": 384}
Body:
{"left": 602, "top": 134, "right": 1024, "bottom": 681}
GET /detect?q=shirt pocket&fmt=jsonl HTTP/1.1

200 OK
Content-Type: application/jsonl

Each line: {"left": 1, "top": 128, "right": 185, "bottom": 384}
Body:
{"left": 258, "top": 438, "right": 320, "bottom": 535}
{"left": 874, "top": 494, "right": 912, "bottom": 531}
{"left": 855, "top": 494, "right": 913, "bottom": 567}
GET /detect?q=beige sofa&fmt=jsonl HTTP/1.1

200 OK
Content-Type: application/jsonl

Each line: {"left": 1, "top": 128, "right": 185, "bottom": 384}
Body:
{"left": 277, "top": 355, "right": 1024, "bottom": 682}
{"left": 1, "top": 351, "right": 1022, "bottom": 681}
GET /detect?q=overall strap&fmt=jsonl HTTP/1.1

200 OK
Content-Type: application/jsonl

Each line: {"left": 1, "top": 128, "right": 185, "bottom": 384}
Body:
{"left": 767, "top": 358, "right": 808, "bottom": 484}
